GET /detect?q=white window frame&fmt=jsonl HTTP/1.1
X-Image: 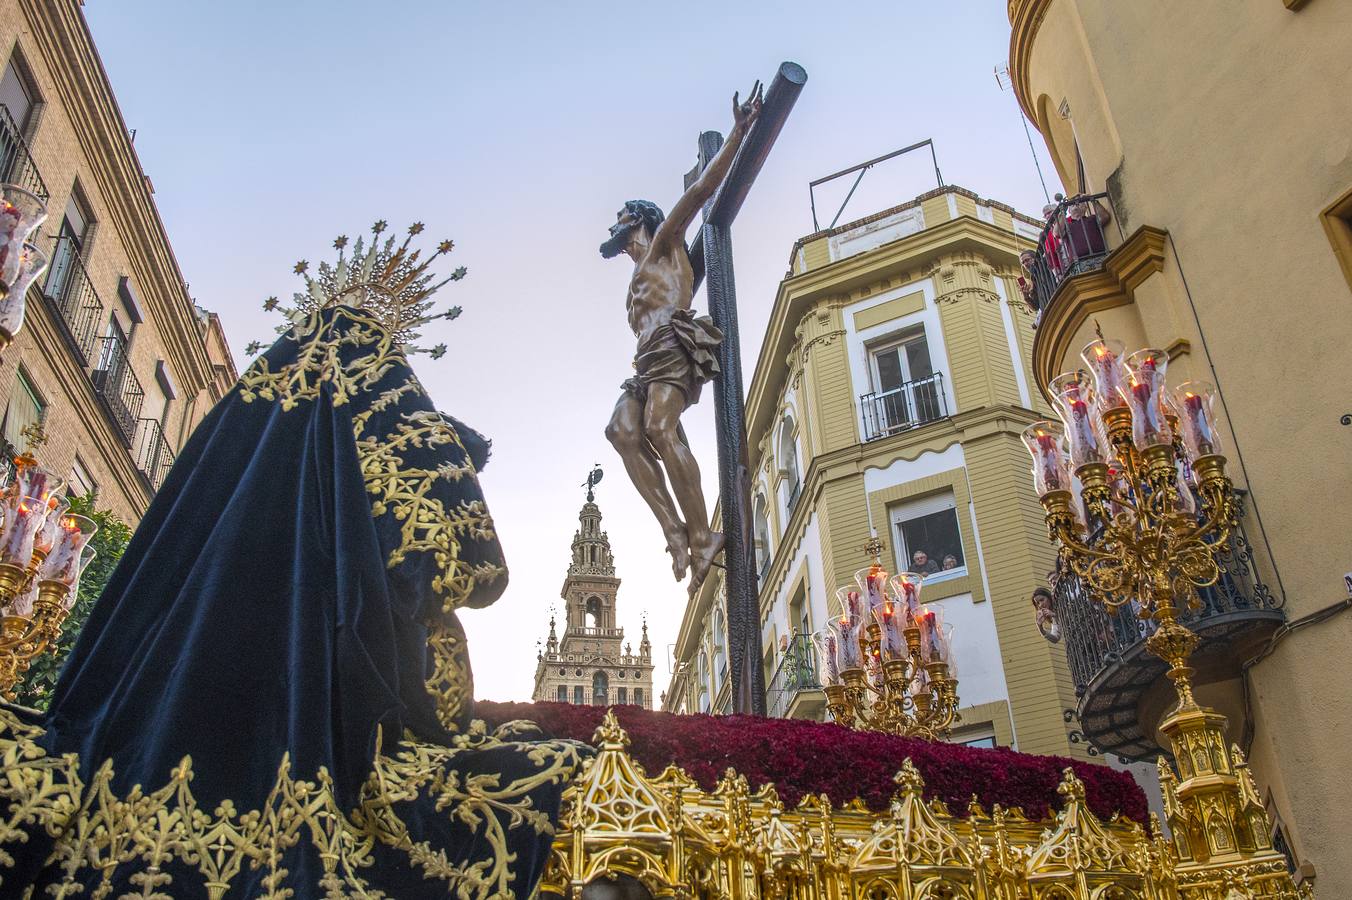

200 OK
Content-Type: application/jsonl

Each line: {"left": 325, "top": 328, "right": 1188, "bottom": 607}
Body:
{"left": 868, "top": 325, "right": 930, "bottom": 394}
{"left": 889, "top": 490, "right": 969, "bottom": 584}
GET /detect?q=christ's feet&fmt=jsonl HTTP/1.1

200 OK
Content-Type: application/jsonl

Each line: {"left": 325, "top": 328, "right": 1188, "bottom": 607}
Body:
{"left": 665, "top": 526, "right": 691, "bottom": 580}
{"left": 687, "top": 530, "right": 726, "bottom": 598}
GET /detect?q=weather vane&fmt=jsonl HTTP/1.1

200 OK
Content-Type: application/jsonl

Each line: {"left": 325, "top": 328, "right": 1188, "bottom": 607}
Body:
{"left": 582, "top": 464, "right": 604, "bottom": 503}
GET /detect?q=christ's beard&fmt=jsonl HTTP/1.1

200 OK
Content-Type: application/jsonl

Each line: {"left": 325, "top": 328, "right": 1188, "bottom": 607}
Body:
{"left": 599, "top": 223, "right": 635, "bottom": 259}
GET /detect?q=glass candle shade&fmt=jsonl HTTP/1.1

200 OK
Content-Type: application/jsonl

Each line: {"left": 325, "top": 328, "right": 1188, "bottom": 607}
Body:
{"left": 17, "top": 466, "right": 64, "bottom": 505}
{"left": 1119, "top": 349, "right": 1173, "bottom": 449}
{"left": 917, "top": 606, "right": 950, "bottom": 664}
{"left": 872, "top": 599, "right": 907, "bottom": 661}
{"left": 831, "top": 587, "right": 866, "bottom": 672}
{"left": 812, "top": 629, "right": 842, "bottom": 686}
{"left": 1049, "top": 370, "right": 1107, "bottom": 466}
{"left": 854, "top": 564, "right": 890, "bottom": 619}
{"left": 38, "top": 513, "right": 97, "bottom": 588}
{"left": 62, "top": 546, "right": 96, "bottom": 610}
{"left": 1173, "top": 381, "right": 1222, "bottom": 460}
{"left": 1022, "top": 421, "right": 1072, "bottom": 497}
{"left": 0, "top": 242, "right": 46, "bottom": 336}
{"left": 1081, "top": 337, "right": 1128, "bottom": 412}
{"left": 0, "top": 185, "right": 47, "bottom": 287}
{"left": 889, "top": 572, "right": 924, "bottom": 627}
{"left": 0, "top": 495, "right": 49, "bottom": 568}
{"left": 32, "top": 494, "right": 70, "bottom": 557}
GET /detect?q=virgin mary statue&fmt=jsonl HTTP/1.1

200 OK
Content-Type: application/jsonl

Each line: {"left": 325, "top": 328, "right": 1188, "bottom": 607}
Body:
{"left": 0, "top": 224, "right": 588, "bottom": 897}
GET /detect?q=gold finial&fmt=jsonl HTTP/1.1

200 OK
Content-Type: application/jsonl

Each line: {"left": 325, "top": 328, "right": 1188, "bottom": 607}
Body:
{"left": 592, "top": 708, "right": 629, "bottom": 748}
{"left": 862, "top": 535, "right": 885, "bottom": 565}
{"left": 14, "top": 420, "right": 46, "bottom": 468}
{"left": 893, "top": 758, "right": 925, "bottom": 795}
{"left": 1056, "top": 767, "right": 1087, "bottom": 804}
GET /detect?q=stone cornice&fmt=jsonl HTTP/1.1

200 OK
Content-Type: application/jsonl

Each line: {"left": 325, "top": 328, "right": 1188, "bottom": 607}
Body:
{"left": 23, "top": 0, "right": 217, "bottom": 395}
{"left": 1007, "top": 0, "right": 1053, "bottom": 122}
{"left": 1030, "top": 225, "right": 1169, "bottom": 395}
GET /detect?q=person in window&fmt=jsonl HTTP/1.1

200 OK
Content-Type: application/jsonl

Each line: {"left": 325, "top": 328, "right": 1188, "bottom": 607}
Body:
{"left": 941, "top": 554, "right": 959, "bottom": 571}
{"left": 1032, "top": 586, "right": 1061, "bottom": 643}
{"left": 911, "top": 549, "right": 941, "bottom": 575}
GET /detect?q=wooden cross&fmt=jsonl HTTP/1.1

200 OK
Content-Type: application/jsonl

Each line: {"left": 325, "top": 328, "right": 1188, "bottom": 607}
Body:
{"left": 681, "top": 62, "right": 806, "bottom": 716}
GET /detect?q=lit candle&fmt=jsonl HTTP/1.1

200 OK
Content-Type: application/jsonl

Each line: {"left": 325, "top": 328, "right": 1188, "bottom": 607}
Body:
{"left": 1120, "top": 349, "right": 1173, "bottom": 449}
{"left": 1081, "top": 338, "right": 1127, "bottom": 411}
{"left": 873, "top": 599, "right": 906, "bottom": 661}
{"left": 813, "top": 630, "right": 841, "bottom": 686}
{"left": 38, "top": 514, "right": 97, "bottom": 587}
{"left": 1022, "top": 422, "right": 1071, "bottom": 497}
{"left": 0, "top": 495, "right": 45, "bottom": 567}
{"left": 1050, "top": 371, "right": 1106, "bottom": 467}
{"left": 1174, "top": 383, "right": 1220, "bottom": 459}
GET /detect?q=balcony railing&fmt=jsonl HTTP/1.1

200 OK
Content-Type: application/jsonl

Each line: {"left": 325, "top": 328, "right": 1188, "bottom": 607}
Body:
{"left": 90, "top": 336, "right": 145, "bottom": 446}
{"left": 569, "top": 626, "right": 624, "bottom": 638}
{"left": 1023, "top": 192, "right": 1112, "bottom": 312}
{"left": 767, "top": 632, "right": 821, "bottom": 719}
{"left": 0, "top": 104, "right": 48, "bottom": 202}
{"left": 1055, "top": 493, "right": 1283, "bottom": 758}
{"left": 133, "top": 418, "right": 175, "bottom": 492}
{"left": 859, "top": 372, "right": 947, "bottom": 441}
{"left": 42, "top": 236, "right": 105, "bottom": 365}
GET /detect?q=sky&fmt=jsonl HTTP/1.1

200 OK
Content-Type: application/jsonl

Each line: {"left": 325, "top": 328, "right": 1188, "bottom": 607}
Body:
{"left": 83, "top": 0, "right": 1063, "bottom": 703}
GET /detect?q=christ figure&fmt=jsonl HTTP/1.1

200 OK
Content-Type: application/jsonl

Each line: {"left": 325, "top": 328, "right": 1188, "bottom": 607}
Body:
{"left": 601, "top": 82, "right": 763, "bottom": 597}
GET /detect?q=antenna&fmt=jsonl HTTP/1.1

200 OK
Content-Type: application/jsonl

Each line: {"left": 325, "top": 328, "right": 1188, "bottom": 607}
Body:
{"left": 994, "top": 63, "right": 1051, "bottom": 204}
{"left": 809, "top": 139, "right": 944, "bottom": 231}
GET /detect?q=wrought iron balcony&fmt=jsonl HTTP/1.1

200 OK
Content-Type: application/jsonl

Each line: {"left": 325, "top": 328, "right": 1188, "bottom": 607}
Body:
{"left": 1054, "top": 494, "right": 1283, "bottom": 759}
{"left": 767, "top": 632, "right": 821, "bottom": 719}
{"left": 90, "top": 336, "right": 145, "bottom": 446}
{"left": 859, "top": 372, "right": 946, "bottom": 441}
{"left": 0, "top": 104, "right": 49, "bottom": 202}
{"left": 1022, "top": 192, "right": 1112, "bottom": 312}
{"left": 133, "top": 418, "right": 175, "bottom": 492}
{"left": 42, "top": 237, "right": 105, "bottom": 365}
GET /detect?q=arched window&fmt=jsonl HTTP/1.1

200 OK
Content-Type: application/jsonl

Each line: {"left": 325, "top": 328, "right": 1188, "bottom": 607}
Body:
{"left": 779, "top": 417, "right": 801, "bottom": 514}
{"left": 753, "top": 493, "right": 771, "bottom": 576}
{"left": 712, "top": 606, "right": 727, "bottom": 686}
{"left": 585, "top": 596, "right": 602, "bottom": 629}
{"left": 557, "top": 684, "right": 567, "bottom": 703}
{"left": 633, "top": 687, "right": 643, "bottom": 708}
{"left": 572, "top": 685, "right": 584, "bottom": 705}
{"left": 617, "top": 686, "right": 628, "bottom": 704}
{"left": 592, "top": 670, "right": 609, "bottom": 706}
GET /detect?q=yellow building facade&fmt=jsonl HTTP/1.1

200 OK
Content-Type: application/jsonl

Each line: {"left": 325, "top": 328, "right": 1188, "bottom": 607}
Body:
{"left": 1008, "top": 0, "right": 1351, "bottom": 891}
{"left": 0, "top": 0, "right": 235, "bottom": 524}
{"left": 665, "top": 185, "right": 1120, "bottom": 764}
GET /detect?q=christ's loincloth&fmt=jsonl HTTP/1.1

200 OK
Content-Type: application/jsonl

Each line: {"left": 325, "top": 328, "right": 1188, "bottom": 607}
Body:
{"left": 622, "top": 308, "right": 723, "bottom": 405}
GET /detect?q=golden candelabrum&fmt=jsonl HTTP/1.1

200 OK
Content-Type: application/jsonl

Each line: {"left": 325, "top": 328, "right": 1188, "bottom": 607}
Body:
{"left": 0, "top": 424, "right": 97, "bottom": 700}
{"left": 0, "top": 184, "right": 52, "bottom": 355}
{"left": 1028, "top": 337, "right": 1311, "bottom": 898}
{"left": 818, "top": 540, "right": 960, "bottom": 740}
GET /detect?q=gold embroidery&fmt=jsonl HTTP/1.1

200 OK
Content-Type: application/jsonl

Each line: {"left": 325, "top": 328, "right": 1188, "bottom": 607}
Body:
{"left": 0, "top": 708, "right": 584, "bottom": 898}
{"left": 426, "top": 621, "right": 472, "bottom": 730}
{"left": 239, "top": 306, "right": 507, "bottom": 616}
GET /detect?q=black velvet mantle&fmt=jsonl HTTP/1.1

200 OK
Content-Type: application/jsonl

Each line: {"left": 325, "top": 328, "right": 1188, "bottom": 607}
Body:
{"left": 0, "top": 307, "right": 588, "bottom": 898}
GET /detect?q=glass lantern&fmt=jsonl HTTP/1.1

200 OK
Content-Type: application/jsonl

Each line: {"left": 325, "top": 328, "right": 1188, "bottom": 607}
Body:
{"left": 1120, "top": 348, "right": 1173, "bottom": 449}
{"left": 38, "top": 513, "right": 98, "bottom": 589}
{"left": 0, "top": 184, "right": 48, "bottom": 287}
{"left": 1021, "top": 421, "right": 1072, "bottom": 497}
{"left": 1080, "top": 337, "right": 1128, "bottom": 412}
{"left": 1173, "top": 381, "right": 1222, "bottom": 460}
{"left": 1049, "top": 370, "right": 1107, "bottom": 466}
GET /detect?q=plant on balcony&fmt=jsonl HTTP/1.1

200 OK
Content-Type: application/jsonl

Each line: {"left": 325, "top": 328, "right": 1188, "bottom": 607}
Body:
{"left": 475, "top": 700, "right": 1147, "bottom": 823}
{"left": 15, "top": 493, "right": 131, "bottom": 709}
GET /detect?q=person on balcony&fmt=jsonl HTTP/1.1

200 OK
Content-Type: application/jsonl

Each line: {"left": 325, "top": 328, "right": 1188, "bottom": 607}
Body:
{"left": 1032, "top": 586, "right": 1061, "bottom": 643}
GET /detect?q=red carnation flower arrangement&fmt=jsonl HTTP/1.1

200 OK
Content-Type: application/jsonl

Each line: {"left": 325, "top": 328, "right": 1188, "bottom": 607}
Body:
{"left": 474, "top": 700, "right": 1147, "bottom": 824}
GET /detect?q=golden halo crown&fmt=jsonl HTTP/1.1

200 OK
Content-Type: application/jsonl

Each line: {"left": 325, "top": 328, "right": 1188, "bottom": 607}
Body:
{"left": 252, "top": 220, "right": 465, "bottom": 358}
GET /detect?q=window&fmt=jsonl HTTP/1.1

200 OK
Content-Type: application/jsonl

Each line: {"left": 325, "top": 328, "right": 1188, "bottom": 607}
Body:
{"left": 867, "top": 327, "right": 942, "bottom": 433}
{"left": 778, "top": 417, "right": 800, "bottom": 513}
{"left": 891, "top": 491, "right": 967, "bottom": 580}
{"left": 788, "top": 582, "right": 810, "bottom": 638}
{"left": 45, "top": 189, "right": 93, "bottom": 304}
{"left": 0, "top": 57, "right": 34, "bottom": 132}
{"left": 572, "top": 685, "right": 584, "bottom": 705}
{"left": 1, "top": 368, "right": 43, "bottom": 453}
{"left": 632, "top": 687, "right": 643, "bottom": 708}
{"left": 753, "top": 494, "right": 770, "bottom": 577}
{"left": 68, "top": 456, "right": 96, "bottom": 500}
{"left": 556, "top": 685, "right": 567, "bottom": 703}
{"left": 617, "top": 686, "right": 627, "bottom": 704}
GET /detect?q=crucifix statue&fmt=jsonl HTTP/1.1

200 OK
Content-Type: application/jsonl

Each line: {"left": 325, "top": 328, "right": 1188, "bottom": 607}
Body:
{"left": 601, "top": 63, "right": 807, "bottom": 714}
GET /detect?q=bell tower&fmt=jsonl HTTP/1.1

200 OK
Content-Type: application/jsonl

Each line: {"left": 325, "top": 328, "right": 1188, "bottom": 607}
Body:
{"left": 533, "top": 468, "right": 654, "bottom": 708}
